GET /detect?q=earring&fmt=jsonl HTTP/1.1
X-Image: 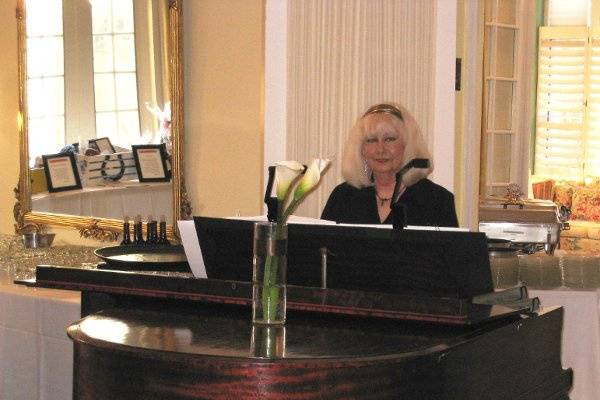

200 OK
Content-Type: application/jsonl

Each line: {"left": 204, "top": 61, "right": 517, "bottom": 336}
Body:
{"left": 363, "top": 159, "right": 374, "bottom": 182}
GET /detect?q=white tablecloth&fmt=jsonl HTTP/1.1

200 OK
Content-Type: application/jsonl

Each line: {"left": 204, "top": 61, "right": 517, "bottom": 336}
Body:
{"left": 530, "top": 288, "right": 600, "bottom": 400}
{"left": 0, "top": 278, "right": 80, "bottom": 400}
{"left": 31, "top": 181, "right": 172, "bottom": 221}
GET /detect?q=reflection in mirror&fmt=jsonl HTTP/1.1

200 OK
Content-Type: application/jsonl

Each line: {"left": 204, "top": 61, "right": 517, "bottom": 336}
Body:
{"left": 26, "top": 0, "right": 173, "bottom": 222}
{"left": 16, "top": 0, "right": 187, "bottom": 241}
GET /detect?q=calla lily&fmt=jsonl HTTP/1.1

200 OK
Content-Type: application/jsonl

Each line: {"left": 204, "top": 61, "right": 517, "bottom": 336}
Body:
{"left": 257, "top": 156, "right": 331, "bottom": 323}
{"left": 292, "top": 158, "right": 331, "bottom": 201}
{"left": 275, "top": 161, "right": 305, "bottom": 201}
{"left": 145, "top": 101, "right": 171, "bottom": 122}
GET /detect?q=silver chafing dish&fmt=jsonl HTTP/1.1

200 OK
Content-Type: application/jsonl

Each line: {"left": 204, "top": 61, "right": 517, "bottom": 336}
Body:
{"left": 478, "top": 196, "right": 569, "bottom": 255}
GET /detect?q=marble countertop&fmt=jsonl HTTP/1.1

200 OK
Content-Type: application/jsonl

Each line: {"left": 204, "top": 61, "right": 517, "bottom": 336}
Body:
{"left": 0, "top": 234, "right": 99, "bottom": 284}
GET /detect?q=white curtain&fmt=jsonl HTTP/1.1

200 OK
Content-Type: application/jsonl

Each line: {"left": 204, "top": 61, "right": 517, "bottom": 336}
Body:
{"left": 286, "top": 0, "right": 437, "bottom": 218}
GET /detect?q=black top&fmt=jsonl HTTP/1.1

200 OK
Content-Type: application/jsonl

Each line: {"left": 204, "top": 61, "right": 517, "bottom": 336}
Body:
{"left": 321, "top": 179, "right": 459, "bottom": 227}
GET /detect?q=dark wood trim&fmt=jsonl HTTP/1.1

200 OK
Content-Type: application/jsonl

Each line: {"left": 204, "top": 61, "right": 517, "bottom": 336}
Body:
{"left": 27, "top": 266, "right": 526, "bottom": 326}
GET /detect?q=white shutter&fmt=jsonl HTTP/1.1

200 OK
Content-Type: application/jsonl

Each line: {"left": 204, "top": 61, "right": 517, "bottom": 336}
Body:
{"left": 535, "top": 27, "right": 588, "bottom": 180}
{"left": 586, "top": 27, "right": 600, "bottom": 176}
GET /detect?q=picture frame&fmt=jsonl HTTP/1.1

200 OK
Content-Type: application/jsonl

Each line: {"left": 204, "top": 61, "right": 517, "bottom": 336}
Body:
{"left": 42, "top": 152, "right": 82, "bottom": 193}
{"left": 88, "top": 137, "right": 115, "bottom": 154}
{"left": 132, "top": 143, "right": 171, "bottom": 182}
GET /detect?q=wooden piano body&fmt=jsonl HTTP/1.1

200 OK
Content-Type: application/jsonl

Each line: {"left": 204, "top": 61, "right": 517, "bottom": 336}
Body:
{"left": 29, "top": 265, "right": 573, "bottom": 400}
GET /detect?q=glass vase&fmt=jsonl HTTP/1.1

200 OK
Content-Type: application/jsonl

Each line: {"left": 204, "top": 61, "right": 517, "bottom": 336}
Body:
{"left": 250, "top": 325, "right": 286, "bottom": 358}
{"left": 252, "top": 221, "right": 287, "bottom": 325}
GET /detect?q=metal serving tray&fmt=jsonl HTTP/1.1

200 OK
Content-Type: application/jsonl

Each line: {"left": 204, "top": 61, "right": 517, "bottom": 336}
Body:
{"left": 94, "top": 245, "right": 190, "bottom": 272}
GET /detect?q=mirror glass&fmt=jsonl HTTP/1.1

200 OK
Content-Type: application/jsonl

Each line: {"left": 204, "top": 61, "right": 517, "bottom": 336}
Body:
{"left": 25, "top": 0, "right": 175, "bottom": 223}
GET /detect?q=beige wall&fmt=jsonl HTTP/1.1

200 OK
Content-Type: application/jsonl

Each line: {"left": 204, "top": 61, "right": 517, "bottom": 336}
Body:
{"left": 0, "top": 0, "right": 20, "bottom": 235}
{"left": 185, "top": 0, "right": 264, "bottom": 218}
{"left": 0, "top": 0, "right": 265, "bottom": 242}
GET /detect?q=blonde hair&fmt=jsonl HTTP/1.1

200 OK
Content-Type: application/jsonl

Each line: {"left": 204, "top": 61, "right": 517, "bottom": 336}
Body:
{"left": 341, "top": 103, "right": 433, "bottom": 188}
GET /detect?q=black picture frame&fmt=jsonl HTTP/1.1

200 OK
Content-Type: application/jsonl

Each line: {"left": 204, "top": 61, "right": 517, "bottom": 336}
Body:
{"left": 132, "top": 143, "right": 171, "bottom": 182}
{"left": 42, "top": 152, "right": 82, "bottom": 193}
{"left": 88, "top": 137, "right": 115, "bottom": 154}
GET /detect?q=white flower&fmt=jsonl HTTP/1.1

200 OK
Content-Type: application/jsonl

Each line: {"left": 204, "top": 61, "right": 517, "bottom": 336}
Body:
{"left": 293, "top": 158, "right": 331, "bottom": 201}
{"left": 145, "top": 102, "right": 171, "bottom": 124}
{"left": 258, "top": 157, "right": 331, "bottom": 322}
{"left": 275, "top": 161, "right": 305, "bottom": 201}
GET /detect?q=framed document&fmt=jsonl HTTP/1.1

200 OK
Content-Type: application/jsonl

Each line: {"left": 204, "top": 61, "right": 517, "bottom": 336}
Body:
{"left": 132, "top": 144, "right": 171, "bottom": 182}
{"left": 89, "top": 137, "right": 115, "bottom": 154}
{"left": 42, "top": 152, "right": 82, "bottom": 193}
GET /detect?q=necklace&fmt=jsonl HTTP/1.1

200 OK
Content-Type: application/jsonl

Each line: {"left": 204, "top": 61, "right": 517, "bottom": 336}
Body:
{"left": 375, "top": 192, "right": 392, "bottom": 206}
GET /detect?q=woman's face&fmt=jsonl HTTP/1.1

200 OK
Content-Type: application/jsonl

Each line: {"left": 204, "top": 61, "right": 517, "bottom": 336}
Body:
{"left": 361, "top": 115, "right": 406, "bottom": 177}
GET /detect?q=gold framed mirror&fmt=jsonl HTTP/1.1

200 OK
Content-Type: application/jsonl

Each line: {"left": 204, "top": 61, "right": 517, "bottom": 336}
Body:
{"left": 14, "top": 0, "right": 190, "bottom": 242}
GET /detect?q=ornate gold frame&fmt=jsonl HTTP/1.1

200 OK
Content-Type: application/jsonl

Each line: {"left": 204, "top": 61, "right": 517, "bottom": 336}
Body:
{"left": 14, "top": 0, "right": 191, "bottom": 242}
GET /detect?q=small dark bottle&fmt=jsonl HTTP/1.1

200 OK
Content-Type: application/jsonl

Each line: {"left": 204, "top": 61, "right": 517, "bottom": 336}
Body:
{"left": 158, "top": 215, "right": 170, "bottom": 245}
{"left": 146, "top": 215, "right": 158, "bottom": 245}
{"left": 133, "top": 215, "right": 145, "bottom": 245}
{"left": 120, "top": 216, "right": 131, "bottom": 245}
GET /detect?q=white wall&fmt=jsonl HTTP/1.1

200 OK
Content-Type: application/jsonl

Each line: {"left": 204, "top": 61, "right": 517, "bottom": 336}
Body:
{"left": 431, "top": 0, "right": 457, "bottom": 191}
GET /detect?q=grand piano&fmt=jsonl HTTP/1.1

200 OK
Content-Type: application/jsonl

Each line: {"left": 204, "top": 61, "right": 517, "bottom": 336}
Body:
{"left": 25, "top": 217, "right": 573, "bottom": 399}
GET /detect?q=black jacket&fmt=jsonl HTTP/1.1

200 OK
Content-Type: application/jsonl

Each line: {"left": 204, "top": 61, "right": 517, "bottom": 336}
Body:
{"left": 321, "top": 179, "right": 459, "bottom": 227}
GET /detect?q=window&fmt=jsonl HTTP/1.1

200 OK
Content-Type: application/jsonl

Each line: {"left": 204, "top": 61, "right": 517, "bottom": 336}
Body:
{"left": 25, "top": 0, "right": 142, "bottom": 163}
{"left": 25, "top": 0, "right": 64, "bottom": 167}
{"left": 546, "top": 0, "right": 589, "bottom": 26}
{"left": 534, "top": 26, "right": 600, "bottom": 180}
{"left": 533, "top": 0, "right": 600, "bottom": 181}
{"left": 91, "top": 0, "right": 140, "bottom": 148}
{"left": 480, "top": 0, "right": 524, "bottom": 197}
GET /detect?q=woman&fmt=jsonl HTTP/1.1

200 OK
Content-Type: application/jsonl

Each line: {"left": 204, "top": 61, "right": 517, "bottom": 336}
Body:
{"left": 321, "top": 103, "right": 458, "bottom": 227}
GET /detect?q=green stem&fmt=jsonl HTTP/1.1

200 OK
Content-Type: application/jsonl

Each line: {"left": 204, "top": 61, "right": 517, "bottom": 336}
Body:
{"left": 261, "top": 254, "right": 276, "bottom": 321}
{"left": 281, "top": 198, "right": 300, "bottom": 223}
{"left": 260, "top": 222, "right": 285, "bottom": 322}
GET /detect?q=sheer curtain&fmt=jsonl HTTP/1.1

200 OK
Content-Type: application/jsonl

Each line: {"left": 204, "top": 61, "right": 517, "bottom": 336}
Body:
{"left": 285, "top": 0, "right": 437, "bottom": 218}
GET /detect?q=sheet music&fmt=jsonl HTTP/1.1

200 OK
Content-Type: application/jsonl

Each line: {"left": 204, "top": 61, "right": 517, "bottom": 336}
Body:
{"left": 228, "top": 217, "right": 468, "bottom": 231}
{"left": 226, "top": 215, "right": 337, "bottom": 225}
{"left": 337, "top": 223, "right": 393, "bottom": 229}
{"left": 177, "top": 220, "right": 207, "bottom": 278}
{"left": 405, "top": 225, "right": 470, "bottom": 232}
{"left": 337, "top": 223, "right": 469, "bottom": 232}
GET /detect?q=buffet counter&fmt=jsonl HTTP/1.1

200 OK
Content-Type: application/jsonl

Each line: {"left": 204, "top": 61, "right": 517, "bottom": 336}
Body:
{"left": 0, "top": 235, "right": 95, "bottom": 400}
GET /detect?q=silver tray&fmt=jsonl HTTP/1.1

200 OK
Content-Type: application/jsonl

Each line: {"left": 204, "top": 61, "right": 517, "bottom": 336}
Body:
{"left": 94, "top": 245, "right": 190, "bottom": 272}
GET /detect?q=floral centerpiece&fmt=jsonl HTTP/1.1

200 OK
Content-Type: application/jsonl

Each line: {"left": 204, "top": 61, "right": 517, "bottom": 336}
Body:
{"left": 145, "top": 102, "right": 172, "bottom": 150}
{"left": 253, "top": 158, "right": 330, "bottom": 324}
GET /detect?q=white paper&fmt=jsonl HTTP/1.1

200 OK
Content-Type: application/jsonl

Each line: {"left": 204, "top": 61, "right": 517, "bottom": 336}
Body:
{"left": 137, "top": 148, "right": 165, "bottom": 179}
{"left": 227, "top": 217, "right": 467, "bottom": 231}
{"left": 332, "top": 223, "right": 469, "bottom": 232}
{"left": 227, "top": 215, "right": 337, "bottom": 225}
{"left": 337, "top": 223, "right": 393, "bottom": 229}
{"left": 177, "top": 220, "right": 207, "bottom": 278}
{"left": 47, "top": 157, "right": 77, "bottom": 187}
{"left": 405, "top": 225, "right": 470, "bottom": 232}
